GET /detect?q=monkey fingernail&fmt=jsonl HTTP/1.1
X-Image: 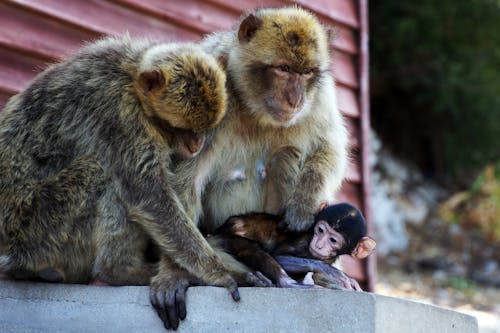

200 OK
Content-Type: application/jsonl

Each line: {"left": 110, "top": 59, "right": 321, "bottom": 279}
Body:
{"left": 230, "top": 287, "right": 241, "bottom": 302}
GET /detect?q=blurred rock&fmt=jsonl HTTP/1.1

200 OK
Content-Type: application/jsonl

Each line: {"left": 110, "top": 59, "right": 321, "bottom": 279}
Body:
{"left": 370, "top": 131, "right": 444, "bottom": 256}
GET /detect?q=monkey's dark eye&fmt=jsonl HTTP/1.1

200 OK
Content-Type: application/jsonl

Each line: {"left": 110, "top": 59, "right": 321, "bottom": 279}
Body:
{"left": 279, "top": 64, "right": 290, "bottom": 72}
{"left": 329, "top": 237, "right": 337, "bottom": 243}
{"left": 318, "top": 226, "right": 324, "bottom": 233}
{"left": 303, "top": 69, "right": 313, "bottom": 75}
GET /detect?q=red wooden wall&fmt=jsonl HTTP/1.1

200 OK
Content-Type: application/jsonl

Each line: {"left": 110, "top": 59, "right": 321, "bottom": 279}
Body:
{"left": 0, "top": 0, "right": 373, "bottom": 289}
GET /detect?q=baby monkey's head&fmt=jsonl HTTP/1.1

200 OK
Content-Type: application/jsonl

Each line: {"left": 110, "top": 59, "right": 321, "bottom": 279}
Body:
{"left": 136, "top": 43, "right": 227, "bottom": 133}
{"left": 308, "top": 203, "right": 376, "bottom": 262}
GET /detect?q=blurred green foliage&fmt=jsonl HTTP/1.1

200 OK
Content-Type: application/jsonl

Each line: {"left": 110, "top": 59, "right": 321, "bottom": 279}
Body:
{"left": 440, "top": 164, "right": 500, "bottom": 241}
{"left": 370, "top": 0, "right": 500, "bottom": 181}
{"left": 446, "top": 277, "right": 477, "bottom": 292}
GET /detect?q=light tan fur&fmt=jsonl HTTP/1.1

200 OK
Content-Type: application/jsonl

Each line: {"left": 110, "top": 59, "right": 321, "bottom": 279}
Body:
{"left": 176, "top": 7, "right": 348, "bottom": 234}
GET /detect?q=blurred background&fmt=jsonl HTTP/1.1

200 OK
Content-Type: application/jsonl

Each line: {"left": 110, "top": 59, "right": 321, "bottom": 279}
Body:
{"left": 370, "top": 1, "right": 500, "bottom": 332}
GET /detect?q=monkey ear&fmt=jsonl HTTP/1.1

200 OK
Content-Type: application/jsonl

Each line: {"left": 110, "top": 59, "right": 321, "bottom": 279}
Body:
{"left": 351, "top": 237, "right": 376, "bottom": 259}
{"left": 138, "top": 70, "right": 165, "bottom": 94}
{"left": 318, "top": 201, "right": 329, "bottom": 211}
{"left": 228, "top": 217, "right": 247, "bottom": 237}
{"left": 238, "top": 14, "right": 263, "bottom": 42}
{"left": 217, "top": 54, "right": 228, "bottom": 69}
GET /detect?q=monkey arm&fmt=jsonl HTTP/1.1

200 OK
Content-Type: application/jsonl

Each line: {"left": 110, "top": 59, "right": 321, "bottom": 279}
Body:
{"left": 212, "top": 235, "right": 310, "bottom": 288}
{"left": 105, "top": 142, "right": 239, "bottom": 291}
{"left": 281, "top": 141, "right": 344, "bottom": 232}
{"left": 275, "top": 255, "right": 361, "bottom": 290}
{"left": 264, "top": 146, "right": 302, "bottom": 213}
{"left": 125, "top": 171, "right": 236, "bottom": 285}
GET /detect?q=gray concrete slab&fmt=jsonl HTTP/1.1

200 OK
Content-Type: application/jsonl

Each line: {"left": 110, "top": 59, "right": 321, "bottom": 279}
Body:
{"left": 0, "top": 280, "right": 478, "bottom": 333}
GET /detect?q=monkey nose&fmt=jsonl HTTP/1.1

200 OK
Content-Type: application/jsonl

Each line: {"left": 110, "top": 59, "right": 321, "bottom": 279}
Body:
{"left": 285, "top": 92, "right": 302, "bottom": 109}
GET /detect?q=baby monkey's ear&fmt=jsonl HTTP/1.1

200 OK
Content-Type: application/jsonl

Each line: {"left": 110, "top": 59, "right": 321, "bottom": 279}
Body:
{"left": 138, "top": 70, "right": 166, "bottom": 94}
{"left": 318, "top": 201, "right": 329, "bottom": 211}
{"left": 351, "top": 237, "right": 376, "bottom": 259}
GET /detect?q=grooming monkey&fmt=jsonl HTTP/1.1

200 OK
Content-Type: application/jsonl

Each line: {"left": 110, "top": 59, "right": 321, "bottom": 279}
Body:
{"left": 160, "top": 7, "right": 350, "bottom": 329}
{"left": 213, "top": 203, "right": 376, "bottom": 290}
{"left": 0, "top": 36, "right": 270, "bottom": 316}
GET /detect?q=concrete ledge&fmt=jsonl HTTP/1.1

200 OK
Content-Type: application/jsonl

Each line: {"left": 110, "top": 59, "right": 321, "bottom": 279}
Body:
{"left": 0, "top": 280, "right": 477, "bottom": 332}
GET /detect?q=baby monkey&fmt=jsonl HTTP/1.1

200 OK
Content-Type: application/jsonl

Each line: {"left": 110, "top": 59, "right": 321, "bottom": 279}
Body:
{"left": 213, "top": 203, "right": 376, "bottom": 289}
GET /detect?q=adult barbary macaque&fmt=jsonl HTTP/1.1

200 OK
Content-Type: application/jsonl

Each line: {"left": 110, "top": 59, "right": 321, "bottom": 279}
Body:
{"left": 212, "top": 203, "right": 376, "bottom": 290}
{"left": 164, "top": 7, "right": 349, "bottom": 329}
{"left": 0, "top": 36, "right": 262, "bottom": 325}
{"left": 195, "top": 6, "right": 348, "bottom": 233}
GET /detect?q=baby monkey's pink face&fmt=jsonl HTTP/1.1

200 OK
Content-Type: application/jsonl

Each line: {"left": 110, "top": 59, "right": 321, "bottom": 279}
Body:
{"left": 308, "top": 220, "right": 345, "bottom": 260}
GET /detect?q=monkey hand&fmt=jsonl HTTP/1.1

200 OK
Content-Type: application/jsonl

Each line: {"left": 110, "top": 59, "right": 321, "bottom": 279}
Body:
{"left": 150, "top": 269, "right": 202, "bottom": 331}
{"left": 202, "top": 269, "right": 241, "bottom": 301}
{"left": 231, "top": 271, "right": 273, "bottom": 287}
{"left": 312, "top": 270, "right": 362, "bottom": 291}
{"left": 280, "top": 200, "right": 316, "bottom": 232}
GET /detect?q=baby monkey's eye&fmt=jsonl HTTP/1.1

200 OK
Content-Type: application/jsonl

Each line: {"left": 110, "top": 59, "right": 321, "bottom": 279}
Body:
{"left": 317, "top": 226, "right": 324, "bottom": 234}
{"left": 279, "top": 64, "right": 290, "bottom": 72}
{"left": 329, "top": 237, "right": 337, "bottom": 243}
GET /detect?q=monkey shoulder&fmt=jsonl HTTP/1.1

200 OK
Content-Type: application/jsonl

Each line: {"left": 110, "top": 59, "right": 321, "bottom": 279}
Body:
{"left": 200, "top": 31, "right": 235, "bottom": 60}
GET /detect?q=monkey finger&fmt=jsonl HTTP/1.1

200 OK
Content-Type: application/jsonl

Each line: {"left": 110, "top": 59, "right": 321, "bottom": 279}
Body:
{"left": 150, "top": 289, "right": 171, "bottom": 330}
{"left": 349, "top": 278, "right": 362, "bottom": 291}
{"left": 340, "top": 278, "right": 354, "bottom": 290}
{"left": 312, "top": 273, "right": 347, "bottom": 290}
{"left": 230, "top": 287, "right": 240, "bottom": 302}
{"left": 175, "top": 286, "right": 187, "bottom": 321}
{"left": 242, "top": 271, "right": 272, "bottom": 287}
{"left": 213, "top": 273, "right": 241, "bottom": 301}
{"left": 225, "top": 279, "right": 240, "bottom": 302}
{"left": 165, "top": 289, "right": 180, "bottom": 331}
{"left": 254, "top": 271, "right": 273, "bottom": 287}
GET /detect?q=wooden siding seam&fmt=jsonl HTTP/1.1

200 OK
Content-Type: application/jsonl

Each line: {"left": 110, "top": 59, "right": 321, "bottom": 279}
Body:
{"left": 358, "top": 0, "right": 376, "bottom": 291}
{"left": 6, "top": 1, "right": 105, "bottom": 39}
{"left": 110, "top": 0, "right": 214, "bottom": 34}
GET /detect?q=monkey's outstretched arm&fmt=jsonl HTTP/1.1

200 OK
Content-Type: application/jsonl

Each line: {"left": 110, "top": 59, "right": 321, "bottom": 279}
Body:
{"left": 264, "top": 146, "right": 302, "bottom": 213}
{"left": 124, "top": 169, "right": 239, "bottom": 291}
{"left": 280, "top": 142, "right": 343, "bottom": 232}
{"left": 275, "top": 256, "right": 361, "bottom": 290}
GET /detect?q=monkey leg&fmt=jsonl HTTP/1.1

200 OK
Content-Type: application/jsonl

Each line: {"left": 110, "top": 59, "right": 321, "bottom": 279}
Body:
{"left": 0, "top": 156, "right": 106, "bottom": 282}
{"left": 92, "top": 189, "right": 157, "bottom": 285}
{"left": 207, "top": 235, "right": 274, "bottom": 287}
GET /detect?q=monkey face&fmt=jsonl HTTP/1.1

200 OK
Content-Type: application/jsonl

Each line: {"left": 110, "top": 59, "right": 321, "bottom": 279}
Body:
{"left": 231, "top": 8, "right": 331, "bottom": 128}
{"left": 261, "top": 63, "right": 318, "bottom": 124}
{"left": 171, "top": 128, "right": 206, "bottom": 159}
{"left": 308, "top": 220, "right": 345, "bottom": 260}
{"left": 136, "top": 45, "right": 227, "bottom": 133}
